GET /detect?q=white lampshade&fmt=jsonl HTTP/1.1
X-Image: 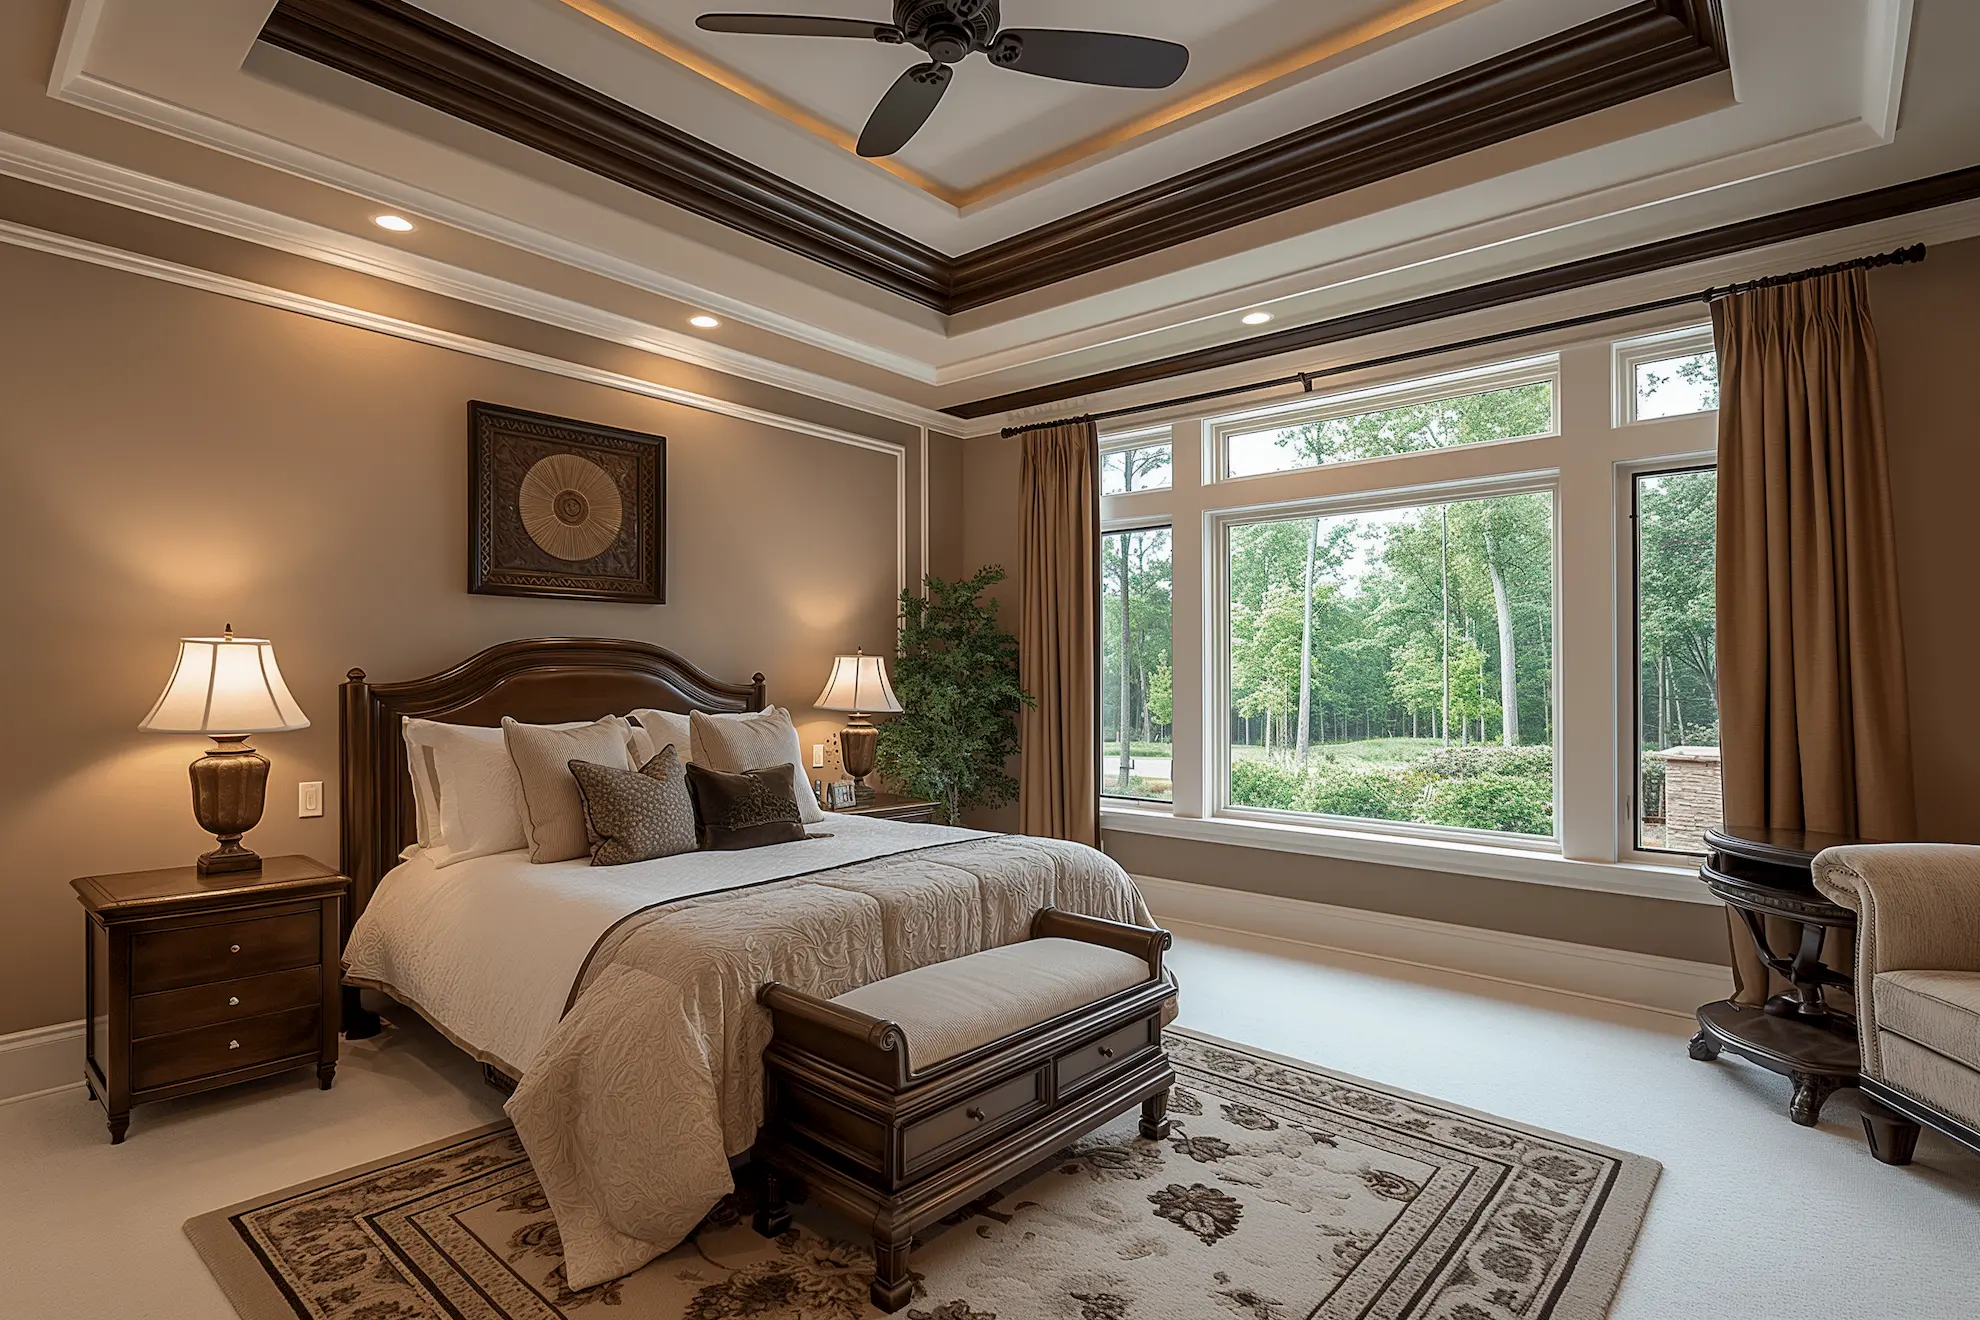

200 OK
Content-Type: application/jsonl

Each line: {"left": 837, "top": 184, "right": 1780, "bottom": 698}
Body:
{"left": 814, "top": 651, "right": 902, "bottom": 715}
{"left": 139, "top": 631, "right": 311, "bottom": 735}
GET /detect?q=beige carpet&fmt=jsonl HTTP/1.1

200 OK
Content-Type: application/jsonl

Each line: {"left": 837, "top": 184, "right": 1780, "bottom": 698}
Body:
{"left": 186, "top": 1028, "right": 1658, "bottom": 1320}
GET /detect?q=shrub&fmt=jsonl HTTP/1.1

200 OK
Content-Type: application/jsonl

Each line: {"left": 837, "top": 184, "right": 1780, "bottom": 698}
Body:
{"left": 1301, "top": 768, "right": 1415, "bottom": 821}
{"left": 1417, "top": 774, "right": 1554, "bottom": 836}
{"left": 1638, "top": 756, "right": 1667, "bottom": 819}
{"left": 1229, "top": 758, "right": 1303, "bottom": 810}
{"left": 1417, "top": 744, "right": 1554, "bottom": 781}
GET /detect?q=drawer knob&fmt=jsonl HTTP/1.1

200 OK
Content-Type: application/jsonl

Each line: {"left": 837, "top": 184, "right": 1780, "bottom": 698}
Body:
{"left": 230, "top": 944, "right": 241, "bottom": 954}
{"left": 1097, "top": 1045, "right": 1115, "bottom": 1059}
{"left": 965, "top": 1107, "right": 985, "bottom": 1122}
{"left": 228, "top": 1040, "right": 240, "bottom": 1050}
{"left": 228, "top": 996, "right": 241, "bottom": 1007}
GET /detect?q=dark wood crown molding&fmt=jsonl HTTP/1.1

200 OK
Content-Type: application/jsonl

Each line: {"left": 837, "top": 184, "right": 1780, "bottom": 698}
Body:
{"left": 945, "top": 163, "right": 1980, "bottom": 419}
{"left": 260, "top": 0, "right": 1727, "bottom": 315}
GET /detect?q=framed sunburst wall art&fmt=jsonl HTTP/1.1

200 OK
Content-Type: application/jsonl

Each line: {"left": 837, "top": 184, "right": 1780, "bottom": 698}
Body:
{"left": 468, "top": 401, "right": 666, "bottom": 603}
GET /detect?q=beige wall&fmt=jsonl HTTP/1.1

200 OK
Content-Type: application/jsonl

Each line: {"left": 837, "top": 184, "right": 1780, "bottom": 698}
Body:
{"left": 959, "top": 236, "right": 1980, "bottom": 964}
{"left": 1869, "top": 238, "right": 1980, "bottom": 844}
{"left": 0, "top": 241, "right": 911, "bottom": 1036}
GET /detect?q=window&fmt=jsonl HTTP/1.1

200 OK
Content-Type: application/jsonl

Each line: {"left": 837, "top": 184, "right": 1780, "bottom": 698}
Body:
{"left": 1218, "top": 362, "right": 1555, "bottom": 480}
{"left": 1222, "top": 491, "right": 1556, "bottom": 838}
{"left": 1101, "top": 525, "right": 1173, "bottom": 801}
{"left": 1101, "top": 431, "right": 1173, "bottom": 495}
{"left": 1633, "top": 467, "right": 1720, "bottom": 852}
{"left": 1618, "top": 328, "right": 1719, "bottom": 423}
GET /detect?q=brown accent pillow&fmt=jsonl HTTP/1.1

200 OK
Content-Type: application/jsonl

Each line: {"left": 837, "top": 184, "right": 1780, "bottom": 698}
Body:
{"left": 685, "top": 761, "right": 808, "bottom": 850}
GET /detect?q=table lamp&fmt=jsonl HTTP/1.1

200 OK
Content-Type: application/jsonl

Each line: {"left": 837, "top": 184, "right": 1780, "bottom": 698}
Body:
{"left": 815, "top": 649, "right": 902, "bottom": 802}
{"left": 139, "top": 626, "right": 310, "bottom": 874}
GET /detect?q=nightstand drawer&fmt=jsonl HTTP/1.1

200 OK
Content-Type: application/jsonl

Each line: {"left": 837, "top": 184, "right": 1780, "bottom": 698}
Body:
{"left": 131, "top": 910, "right": 320, "bottom": 994}
{"left": 132, "top": 966, "right": 322, "bottom": 1039}
{"left": 131, "top": 1005, "right": 321, "bottom": 1092}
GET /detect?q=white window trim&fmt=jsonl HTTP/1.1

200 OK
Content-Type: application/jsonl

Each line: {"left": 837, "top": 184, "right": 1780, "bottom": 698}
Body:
{"left": 1213, "top": 356, "right": 1559, "bottom": 484}
{"left": 1613, "top": 325, "right": 1717, "bottom": 427}
{"left": 1092, "top": 322, "right": 1724, "bottom": 908}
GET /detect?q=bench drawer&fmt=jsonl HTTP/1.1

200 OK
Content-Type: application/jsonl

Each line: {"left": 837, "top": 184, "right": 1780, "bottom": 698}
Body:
{"left": 1056, "top": 1016, "right": 1156, "bottom": 1094}
{"left": 132, "top": 966, "right": 322, "bottom": 1039}
{"left": 132, "top": 910, "right": 320, "bottom": 994}
{"left": 903, "top": 1068, "right": 1046, "bottom": 1173}
{"left": 130, "top": 1005, "right": 321, "bottom": 1093}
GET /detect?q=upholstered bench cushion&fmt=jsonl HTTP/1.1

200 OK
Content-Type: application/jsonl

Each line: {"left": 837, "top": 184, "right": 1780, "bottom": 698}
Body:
{"left": 1876, "top": 969, "right": 1980, "bottom": 1072}
{"left": 832, "top": 938, "right": 1152, "bottom": 1069}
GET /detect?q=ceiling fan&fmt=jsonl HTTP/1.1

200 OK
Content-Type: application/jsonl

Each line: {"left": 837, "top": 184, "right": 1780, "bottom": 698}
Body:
{"left": 696, "top": 2, "right": 1190, "bottom": 158}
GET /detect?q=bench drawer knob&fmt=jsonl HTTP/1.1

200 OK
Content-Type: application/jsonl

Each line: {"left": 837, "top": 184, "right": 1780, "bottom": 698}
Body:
{"left": 228, "top": 996, "right": 241, "bottom": 1007}
{"left": 965, "top": 1107, "right": 984, "bottom": 1122}
{"left": 228, "top": 1040, "right": 240, "bottom": 1050}
{"left": 1097, "top": 1045, "right": 1115, "bottom": 1059}
{"left": 230, "top": 944, "right": 241, "bottom": 954}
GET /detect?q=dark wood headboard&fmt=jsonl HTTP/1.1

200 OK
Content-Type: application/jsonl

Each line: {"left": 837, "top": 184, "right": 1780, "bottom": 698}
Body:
{"left": 338, "top": 637, "right": 765, "bottom": 931}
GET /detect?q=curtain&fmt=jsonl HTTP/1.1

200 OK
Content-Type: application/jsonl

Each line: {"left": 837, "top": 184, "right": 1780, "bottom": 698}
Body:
{"left": 1713, "top": 269, "right": 1916, "bottom": 1005}
{"left": 1017, "top": 419, "right": 1101, "bottom": 845}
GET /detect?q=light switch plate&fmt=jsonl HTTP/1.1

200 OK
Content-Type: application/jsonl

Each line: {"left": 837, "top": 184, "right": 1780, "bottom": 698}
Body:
{"left": 299, "top": 781, "right": 324, "bottom": 818}
{"left": 812, "top": 743, "right": 825, "bottom": 768}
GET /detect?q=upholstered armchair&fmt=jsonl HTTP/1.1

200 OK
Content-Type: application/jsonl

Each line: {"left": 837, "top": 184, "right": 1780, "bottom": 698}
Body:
{"left": 1812, "top": 844, "right": 1980, "bottom": 1164}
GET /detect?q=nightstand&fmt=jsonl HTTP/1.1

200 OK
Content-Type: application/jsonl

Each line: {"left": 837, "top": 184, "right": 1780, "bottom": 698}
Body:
{"left": 835, "top": 792, "right": 941, "bottom": 824}
{"left": 72, "top": 855, "right": 347, "bottom": 1143}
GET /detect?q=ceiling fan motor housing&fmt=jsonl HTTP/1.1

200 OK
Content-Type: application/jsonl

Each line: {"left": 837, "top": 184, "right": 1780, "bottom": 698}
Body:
{"left": 896, "top": 0, "right": 998, "bottom": 62}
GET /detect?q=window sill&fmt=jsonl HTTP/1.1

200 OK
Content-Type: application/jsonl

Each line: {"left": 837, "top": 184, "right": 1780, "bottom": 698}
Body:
{"left": 1099, "top": 807, "right": 1714, "bottom": 905}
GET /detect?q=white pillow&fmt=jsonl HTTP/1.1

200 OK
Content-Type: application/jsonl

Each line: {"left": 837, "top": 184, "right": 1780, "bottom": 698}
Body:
{"left": 629, "top": 708, "right": 762, "bottom": 765}
{"left": 688, "top": 706, "right": 824, "bottom": 824}
{"left": 402, "top": 717, "right": 622, "bottom": 868}
{"left": 502, "top": 715, "right": 639, "bottom": 863}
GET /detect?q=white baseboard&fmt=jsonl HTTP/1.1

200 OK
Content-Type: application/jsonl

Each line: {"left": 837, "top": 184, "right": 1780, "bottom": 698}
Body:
{"left": 1133, "top": 874, "right": 1729, "bottom": 1020}
{"left": 0, "top": 1020, "right": 86, "bottom": 1105}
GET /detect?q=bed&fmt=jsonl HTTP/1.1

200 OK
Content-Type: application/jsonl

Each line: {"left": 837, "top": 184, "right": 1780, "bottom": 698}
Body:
{"left": 334, "top": 637, "right": 1163, "bottom": 1289}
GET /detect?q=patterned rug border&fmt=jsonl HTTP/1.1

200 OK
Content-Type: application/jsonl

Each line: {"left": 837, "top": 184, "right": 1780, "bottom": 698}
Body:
{"left": 185, "top": 1027, "right": 1662, "bottom": 1320}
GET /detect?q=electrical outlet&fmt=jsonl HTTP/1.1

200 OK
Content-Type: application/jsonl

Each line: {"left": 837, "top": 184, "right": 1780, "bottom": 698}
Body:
{"left": 812, "top": 743, "right": 825, "bottom": 768}
{"left": 298, "top": 781, "right": 324, "bottom": 818}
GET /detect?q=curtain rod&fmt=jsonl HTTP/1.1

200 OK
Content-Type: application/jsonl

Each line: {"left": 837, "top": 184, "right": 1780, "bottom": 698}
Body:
{"left": 997, "top": 243, "right": 1927, "bottom": 439}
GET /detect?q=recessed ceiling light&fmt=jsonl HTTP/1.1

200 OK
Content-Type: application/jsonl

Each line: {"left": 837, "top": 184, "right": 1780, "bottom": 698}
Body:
{"left": 689, "top": 314, "right": 721, "bottom": 329}
{"left": 371, "top": 214, "right": 415, "bottom": 232}
{"left": 1241, "top": 311, "right": 1274, "bottom": 326}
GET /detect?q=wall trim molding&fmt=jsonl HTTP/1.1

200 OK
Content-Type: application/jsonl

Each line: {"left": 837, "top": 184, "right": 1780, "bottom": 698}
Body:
{"left": 0, "top": 215, "right": 914, "bottom": 593}
{"left": 1132, "top": 874, "right": 1729, "bottom": 1020}
{"left": 257, "top": 0, "right": 1730, "bottom": 315}
{"left": 0, "top": 131, "right": 962, "bottom": 437}
{"left": 0, "top": 1020, "right": 85, "bottom": 1106}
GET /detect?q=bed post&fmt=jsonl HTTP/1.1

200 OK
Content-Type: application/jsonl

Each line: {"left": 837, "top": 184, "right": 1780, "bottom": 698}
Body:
{"left": 750, "top": 672, "right": 767, "bottom": 712}
{"left": 339, "top": 668, "right": 382, "bottom": 1040}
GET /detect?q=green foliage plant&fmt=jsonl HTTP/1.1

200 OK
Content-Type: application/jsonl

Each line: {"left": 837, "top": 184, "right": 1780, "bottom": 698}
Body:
{"left": 875, "top": 567, "right": 1032, "bottom": 826}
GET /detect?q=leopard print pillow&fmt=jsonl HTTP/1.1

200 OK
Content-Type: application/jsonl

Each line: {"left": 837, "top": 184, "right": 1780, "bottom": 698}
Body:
{"left": 568, "top": 746, "right": 698, "bottom": 866}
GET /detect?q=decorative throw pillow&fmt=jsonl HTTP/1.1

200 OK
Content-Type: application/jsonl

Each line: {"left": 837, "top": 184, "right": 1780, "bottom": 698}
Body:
{"left": 570, "top": 746, "right": 697, "bottom": 866}
{"left": 685, "top": 761, "right": 808, "bottom": 850}
{"left": 689, "top": 707, "right": 825, "bottom": 824}
{"left": 502, "top": 716, "right": 638, "bottom": 863}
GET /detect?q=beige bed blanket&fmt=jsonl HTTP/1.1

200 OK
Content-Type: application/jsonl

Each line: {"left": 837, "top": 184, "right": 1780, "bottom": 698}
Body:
{"left": 505, "top": 833, "right": 1158, "bottom": 1289}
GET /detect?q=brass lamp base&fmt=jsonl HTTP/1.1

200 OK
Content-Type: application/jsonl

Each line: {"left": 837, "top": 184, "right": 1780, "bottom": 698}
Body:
{"left": 839, "top": 716, "right": 878, "bottom": 802}
{"left": 191, "top": 736, "right": 269, "bottom": 875}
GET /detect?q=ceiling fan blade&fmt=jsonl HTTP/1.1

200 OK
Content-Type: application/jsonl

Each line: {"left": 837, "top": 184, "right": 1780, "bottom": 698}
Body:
{"left": 857, "top": 62, "right": 952, "bottom": 158}
{"left": 696, "top": 14, "right": 903, "bottom": 41}
{"left": 991, "top": 29, "right": 1190, "bottom": 89}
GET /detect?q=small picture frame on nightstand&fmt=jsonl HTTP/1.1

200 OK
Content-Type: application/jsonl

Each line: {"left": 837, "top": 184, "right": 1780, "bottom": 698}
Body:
{"left": 826, "top": 780, "right": 858, "bottom": 810}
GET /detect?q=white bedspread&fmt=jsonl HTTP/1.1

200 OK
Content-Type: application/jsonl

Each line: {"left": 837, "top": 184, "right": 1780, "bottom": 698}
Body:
{"left": 341, "top": 813, "right": 984, "bottom": 1076}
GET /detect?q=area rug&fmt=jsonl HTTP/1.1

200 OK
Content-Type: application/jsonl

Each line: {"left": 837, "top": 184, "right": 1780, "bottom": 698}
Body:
{"left": 187, "top": 1028, "right": 1658, "bottom": 1320}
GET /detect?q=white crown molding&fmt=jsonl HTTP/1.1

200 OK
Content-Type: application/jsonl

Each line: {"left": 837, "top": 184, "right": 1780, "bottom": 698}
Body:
{"left": 0, "top": 215, "right": 913, "bottom": 595}
{"left": 0, "top": 1019, "right": 85, "bottom": 1106}
{"left": 1130, "top": 875, "right": 1730, "bottom": 1020}
{"left": 0, "top": 131, "right": 964, "bottom": 434}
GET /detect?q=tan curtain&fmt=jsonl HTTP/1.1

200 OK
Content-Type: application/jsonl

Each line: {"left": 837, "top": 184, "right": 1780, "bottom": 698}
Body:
{"left": 1017, "top": 420, "right": 1101, "bottom": 845}
{"left": 1714, "top": 269, "right": 1916, "bottom": 1004}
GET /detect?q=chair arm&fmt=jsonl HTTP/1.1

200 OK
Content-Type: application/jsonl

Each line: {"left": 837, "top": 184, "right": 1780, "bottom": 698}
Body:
{"left": 1030, "top": 907, "right": 1172, "bottom": 980}
{"left": 1812, "top": 844, "right": 1980, "bottom": 977}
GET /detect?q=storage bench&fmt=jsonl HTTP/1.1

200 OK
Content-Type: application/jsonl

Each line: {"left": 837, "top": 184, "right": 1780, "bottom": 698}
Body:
{"left": 754, "top": 907, "right": 1176, "bottom": 1312}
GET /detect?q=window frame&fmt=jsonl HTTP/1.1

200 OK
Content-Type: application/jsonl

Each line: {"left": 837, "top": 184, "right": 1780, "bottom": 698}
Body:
{"left": 1618, "top": 456, "right": 1720, "bottom": 860}
{"left": 1211, "top": 356, "right": 1560, "bottom": 485}
{"left": 1613, "top": 325, "right": 1718, "bottom": 427}
{"left": 1098, "top": 517, "right": 1176, "bottom": 806}
{"left": 1209, "top": 471, "right": 1564, "bottom": 850}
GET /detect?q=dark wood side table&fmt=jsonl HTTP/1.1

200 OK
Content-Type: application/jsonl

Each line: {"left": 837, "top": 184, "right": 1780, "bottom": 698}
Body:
{"left": 72, "top": 855, "right": 347, "bottom": 1143}
{"left": 834, "top": 792, "right": 940, "bottom": 824}
{"left": 1688, "top": 825, "right": 1863, "bottom": 1126}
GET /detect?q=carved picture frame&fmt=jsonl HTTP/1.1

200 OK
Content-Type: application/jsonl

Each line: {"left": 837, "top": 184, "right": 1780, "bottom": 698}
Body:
{"left": 468, "top": 401, "right": 665, "bottom": 603}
